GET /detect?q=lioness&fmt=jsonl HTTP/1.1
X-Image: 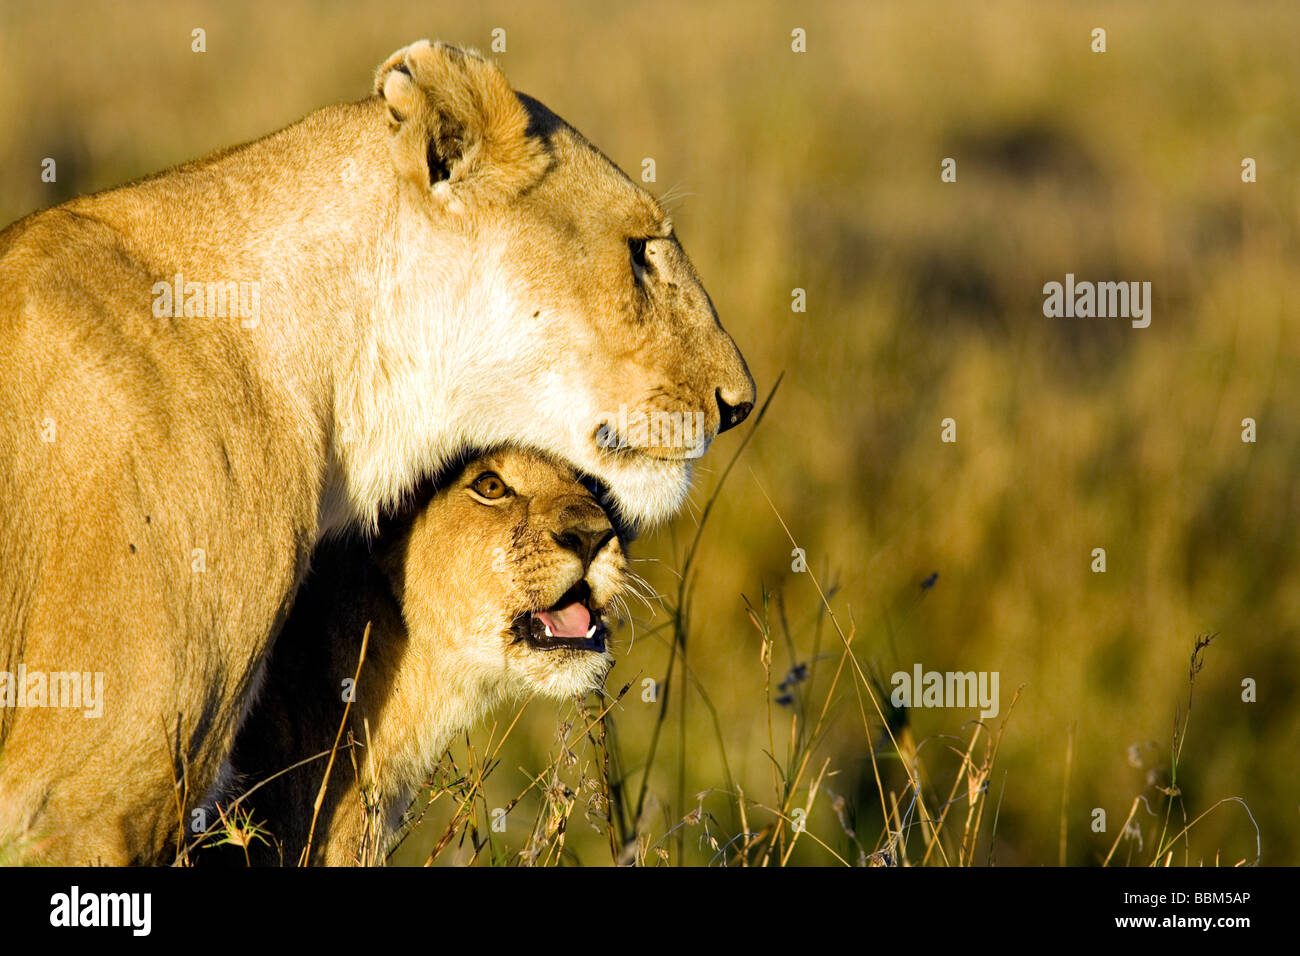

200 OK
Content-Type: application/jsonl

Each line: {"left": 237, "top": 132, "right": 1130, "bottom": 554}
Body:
{"left": 0, "top": 40, "right": 753, "bottom": 864}
{"left": 213, "top": 447, "right": 624, "bottom": 866}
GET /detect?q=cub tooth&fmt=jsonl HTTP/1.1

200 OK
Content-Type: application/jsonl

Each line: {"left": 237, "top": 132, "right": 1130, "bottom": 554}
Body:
{"left": 543, "top": 623, "right": 554, "bottom": 637}
{"left": 585, "top": 625, "right": 597, "bottom": 639}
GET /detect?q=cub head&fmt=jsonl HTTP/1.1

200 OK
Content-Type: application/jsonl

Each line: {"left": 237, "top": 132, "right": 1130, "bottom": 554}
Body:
{"left": 378, "top": 447, "right": 627, "bottom": 701}
{"left": 358, "top": 41, "right": 755, "bottom": 531}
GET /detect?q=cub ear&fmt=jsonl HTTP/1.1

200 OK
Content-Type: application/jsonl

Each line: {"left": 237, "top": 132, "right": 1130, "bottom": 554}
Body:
{"left": 374, "top": 40, "right": 549, "bottom": 212}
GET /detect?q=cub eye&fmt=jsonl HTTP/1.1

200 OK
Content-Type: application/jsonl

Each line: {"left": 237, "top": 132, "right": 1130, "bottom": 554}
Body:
{"left": 628, "top": 237, "right": 649, "bottom": 279}
{"left": 470, "top": 472, "right": 510, "bottom": 500}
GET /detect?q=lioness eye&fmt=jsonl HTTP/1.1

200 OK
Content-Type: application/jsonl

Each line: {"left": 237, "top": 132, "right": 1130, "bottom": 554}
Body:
{"left": 471, "top": 472, "right": 509, "bottom": 500}
{"left": 628, "top": 237, "right": 649, "bottom": 278}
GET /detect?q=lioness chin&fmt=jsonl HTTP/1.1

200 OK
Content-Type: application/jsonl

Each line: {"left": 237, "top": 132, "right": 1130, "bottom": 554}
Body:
{"left": 0, "top": 40, "right": 752, "bottom": 863}
{"left": 212, "top": 448, "right": 625, "bottom": 866}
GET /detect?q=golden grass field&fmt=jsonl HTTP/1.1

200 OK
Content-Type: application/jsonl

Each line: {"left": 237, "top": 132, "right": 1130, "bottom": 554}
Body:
{"left": 2, "top": 0, "right": 1296, "bottom": 865}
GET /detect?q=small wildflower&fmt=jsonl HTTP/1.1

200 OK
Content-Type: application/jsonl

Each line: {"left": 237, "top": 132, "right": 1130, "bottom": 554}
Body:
{"left": 778, "top": 662, "right": 809, "bottom": 692}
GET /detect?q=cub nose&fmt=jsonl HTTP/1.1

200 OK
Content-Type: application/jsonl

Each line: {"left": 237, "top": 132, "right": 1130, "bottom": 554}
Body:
{"left": 716, "top": 389, "right": 754, "bottom": 433}
{"left": 552, "top": 518, "right": 616, "bottom": 569}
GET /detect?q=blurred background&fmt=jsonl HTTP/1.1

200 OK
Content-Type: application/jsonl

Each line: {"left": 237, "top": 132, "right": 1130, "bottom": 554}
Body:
{"left": 3, "top": 0, "right": 1296, "bottom": 865}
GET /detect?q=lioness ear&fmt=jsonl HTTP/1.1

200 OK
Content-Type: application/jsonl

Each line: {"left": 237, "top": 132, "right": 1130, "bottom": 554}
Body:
{"left": 375, "top": 40, "right": 548, "bottom": 212}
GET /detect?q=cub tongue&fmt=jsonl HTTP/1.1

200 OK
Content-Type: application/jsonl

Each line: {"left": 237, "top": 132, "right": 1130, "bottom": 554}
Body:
{"left": 536, "top": 601, "right": 591, "bottom": 638}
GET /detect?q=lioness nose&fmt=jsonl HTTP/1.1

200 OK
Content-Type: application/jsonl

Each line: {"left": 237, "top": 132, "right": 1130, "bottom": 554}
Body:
{"left": 552, "top": 522, "right": 616, "bottom": 568}
{"left": 716, "top": 389, "right": 753, "bottom": 433}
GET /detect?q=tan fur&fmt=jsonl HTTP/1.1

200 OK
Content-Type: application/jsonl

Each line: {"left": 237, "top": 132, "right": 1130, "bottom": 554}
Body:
{"left": 215, "top": 448, "right": 625, "bottom": 866}
{"left": 0, "top": 40, "right": 752, "bottom": 864}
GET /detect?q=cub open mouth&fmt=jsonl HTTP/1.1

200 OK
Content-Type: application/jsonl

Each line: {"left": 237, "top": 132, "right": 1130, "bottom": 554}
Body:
{"left": 511, "top": 580, "right": 608, "bottom": 653}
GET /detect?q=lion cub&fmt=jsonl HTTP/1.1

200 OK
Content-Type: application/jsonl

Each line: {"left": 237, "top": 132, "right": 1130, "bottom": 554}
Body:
{"left": 218, "top": 448, "right": 626, "bottom": 865}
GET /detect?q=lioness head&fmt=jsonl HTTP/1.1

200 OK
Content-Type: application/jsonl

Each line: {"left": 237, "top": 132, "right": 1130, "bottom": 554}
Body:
{"left": 344, "top": 40, "right": 755, "bottom": 530}
{"left": 379, "top": 447, "right": 626, "bottom": 703}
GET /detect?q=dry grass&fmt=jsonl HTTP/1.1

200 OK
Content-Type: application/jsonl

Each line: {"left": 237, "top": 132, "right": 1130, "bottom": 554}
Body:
{"left": 191, "top": 394, "right": 1261, "bottom": 867}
